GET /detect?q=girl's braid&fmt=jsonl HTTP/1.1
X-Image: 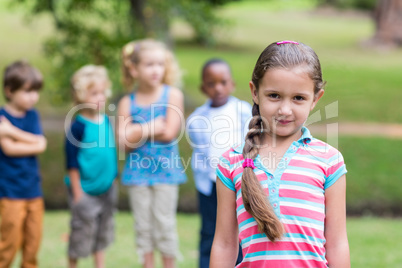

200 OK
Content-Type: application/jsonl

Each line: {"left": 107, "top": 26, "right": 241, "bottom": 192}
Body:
{"left": 241, "top": 103, "right": 284, "bottom": 242}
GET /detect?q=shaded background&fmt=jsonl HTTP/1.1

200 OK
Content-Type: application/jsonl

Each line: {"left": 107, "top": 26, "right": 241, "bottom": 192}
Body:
{"left": 1, "top": 0, "right": 402, "bottom": 215}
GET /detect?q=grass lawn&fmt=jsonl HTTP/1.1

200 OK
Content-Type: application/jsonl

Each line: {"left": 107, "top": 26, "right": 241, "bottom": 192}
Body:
{"left": 339, "top": 136, "right": 402, "bottom": 214}
{"left": 8, "top": 211, "right": 402, "bottom": 268}
{"left": 348, "top": 217, "right": 402, "bottom": 267}
{"left": 13, "top": 211, "right": 200, "bottom": 268}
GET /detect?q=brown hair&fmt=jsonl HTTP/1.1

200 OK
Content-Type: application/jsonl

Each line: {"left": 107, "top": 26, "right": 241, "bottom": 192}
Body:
{"left": 3, "top": 60, "right": 43, "bottom": 101}
{"left": 251, "top": 41, "right": 325, "bottom": 94}
{"left": 242, "top": 41, "right": 325, "bottom": 242}
{"left": 70, "top": 65, "right": 112, "bottom": 104}
{"left": 121, "top": 39, "right": 181, "bottom": 91}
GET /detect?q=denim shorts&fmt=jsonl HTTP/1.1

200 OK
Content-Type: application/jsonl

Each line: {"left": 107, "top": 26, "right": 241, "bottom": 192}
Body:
{"left": 67, "top": 183, "right": 118, "bottom": 259}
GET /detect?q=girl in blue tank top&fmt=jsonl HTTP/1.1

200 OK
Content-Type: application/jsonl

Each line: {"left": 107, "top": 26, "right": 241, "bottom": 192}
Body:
{"left": 117, "top": 39, "right": 187, "bottom": 268}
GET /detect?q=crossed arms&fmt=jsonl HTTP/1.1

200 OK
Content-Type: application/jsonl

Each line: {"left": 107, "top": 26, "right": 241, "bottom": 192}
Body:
{"left": 0, "top": 116, "right": 47, "bottom": 157}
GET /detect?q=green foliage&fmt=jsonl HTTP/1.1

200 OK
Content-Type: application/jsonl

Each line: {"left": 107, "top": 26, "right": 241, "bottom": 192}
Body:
{"left": 175, "top": 0, "right": 225, "bottom": 46}
{"left": 11, "top": 0, "right": 234, "bottom": 104}
{"left": 14, "top": 0, "right": 140, "bottom": 103}
{"left": 203, "top": 0, "right": 241, "bottom": 6}
{"left": 320, "top": 0, "right": 377, "bottom": 10}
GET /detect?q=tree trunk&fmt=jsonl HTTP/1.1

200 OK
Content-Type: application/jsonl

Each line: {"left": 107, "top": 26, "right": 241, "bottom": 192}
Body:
{"left": 129, "top": 0, "right": 149, "bottom": 34}
{"left": 373, "top": 0, "right": 402, "bottom": 46}
{"left": 128, "top": 0, "right": 172, "bottom": 46}
{"left": 323, "top": 0, "right": 337, "bottom": 5}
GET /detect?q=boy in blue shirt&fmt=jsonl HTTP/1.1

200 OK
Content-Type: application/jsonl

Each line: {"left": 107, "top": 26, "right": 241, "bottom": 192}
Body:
{"left": 0, "top": 60, "right": 47, "bottom": 268}
{"left": 64, "top": 65, "right": 118, "bottom": 268}
{"left": 186, "top": 59, "right": 251, "bottom": 268}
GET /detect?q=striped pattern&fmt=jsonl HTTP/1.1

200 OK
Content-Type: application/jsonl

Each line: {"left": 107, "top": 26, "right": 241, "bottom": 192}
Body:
{"left": 216, "top": 127, "right": 347, "bottom": 268}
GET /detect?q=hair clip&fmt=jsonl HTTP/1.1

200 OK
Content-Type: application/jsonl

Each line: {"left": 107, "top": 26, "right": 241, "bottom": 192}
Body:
{"left": 242, "top": 158, "right": 256, "bottom": 169}
{"left": 134, "top": 43, "right": 141, "bottom": 52}
{"left": 277, "top": 40, "right": 299, "bottom": 45}
{"left": 124, "top": 43, "right": 135, "bottom": 56}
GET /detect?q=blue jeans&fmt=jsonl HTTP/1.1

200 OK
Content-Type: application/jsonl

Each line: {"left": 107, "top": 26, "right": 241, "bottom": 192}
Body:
{"left": 198, "top": 182, "right": 243, "bottom": 268}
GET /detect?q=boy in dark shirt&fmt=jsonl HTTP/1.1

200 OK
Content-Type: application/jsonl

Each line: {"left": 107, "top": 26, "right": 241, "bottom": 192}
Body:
{"left": 0, "top": 60, "right": 47, "bottom": 268}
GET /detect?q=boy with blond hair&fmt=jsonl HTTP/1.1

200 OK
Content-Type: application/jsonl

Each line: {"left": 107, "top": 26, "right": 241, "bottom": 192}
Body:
{"left": 64, "top": 65, "right": 118, "bottom": 268}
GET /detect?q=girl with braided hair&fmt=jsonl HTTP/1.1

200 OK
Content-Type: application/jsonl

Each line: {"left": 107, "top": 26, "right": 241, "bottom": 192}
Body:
{"left": 210, "top": 41, "right": 350, "bottom": 267}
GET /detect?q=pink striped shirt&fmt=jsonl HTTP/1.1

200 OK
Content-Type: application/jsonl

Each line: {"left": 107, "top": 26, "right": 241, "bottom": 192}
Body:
{"left": 216, "top": 127, "right": 347, "bottom": 267}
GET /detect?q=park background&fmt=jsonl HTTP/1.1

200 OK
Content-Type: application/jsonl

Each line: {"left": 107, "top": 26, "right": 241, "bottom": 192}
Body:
{"left": 1, "top": 0, "right": 402, "bottom": 267}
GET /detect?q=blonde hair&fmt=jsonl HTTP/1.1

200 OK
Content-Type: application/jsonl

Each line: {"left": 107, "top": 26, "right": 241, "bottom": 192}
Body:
{"left": 71, "top": 65, "right": 112, "bottom": 103}
{"left": 121, "top": 39, "right": 181, "bottom": 91}
{"left": 242, "top": 41, "right": 325, "bottom": 242}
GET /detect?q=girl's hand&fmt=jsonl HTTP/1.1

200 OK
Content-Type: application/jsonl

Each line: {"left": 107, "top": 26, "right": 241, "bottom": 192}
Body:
{"left": 0, "top": 116, "right": 15, "bottom": 138}
{"left": 149, "top": 116, "right": 166, "bottom": 137}
{"left": 151, "top": 87, "right": 184, "bottom": 142}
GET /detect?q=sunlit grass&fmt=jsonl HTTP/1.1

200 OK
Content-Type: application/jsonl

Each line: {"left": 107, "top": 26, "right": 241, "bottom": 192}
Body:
{"left": 348, "top": 217, "right": 402, "bottom": 267}
{"left": 11, "top": 211, "right": 199, "bottom": 268}
{"left": 9, "top": 211, "right": 402, "bottom": 268}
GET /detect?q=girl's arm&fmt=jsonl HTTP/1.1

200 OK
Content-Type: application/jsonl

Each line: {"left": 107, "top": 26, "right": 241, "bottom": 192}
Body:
{"left": 68, "top": 168, "right": 83, "bottom": 203}
{"left": 116, "top": 95, "right": 164, "bottom": 151}
{"left": 210, "top": 178, "right": 239, "bottom": 268}
{"left": 0, "top": 136, "right": 47, "bottom": 157}
{"left": 324, "top": 174, "right": 350, "bottom": 268}
{"left": 153, "top": 87, "right": 184, "bottom": 142}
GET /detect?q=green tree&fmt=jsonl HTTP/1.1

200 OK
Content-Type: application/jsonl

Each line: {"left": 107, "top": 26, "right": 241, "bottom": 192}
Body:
{"left": 13, "top": 0, "right": 235, "bottom": 103}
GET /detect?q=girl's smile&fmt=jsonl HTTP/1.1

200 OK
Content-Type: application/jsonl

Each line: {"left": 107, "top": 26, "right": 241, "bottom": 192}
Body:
{"left": 276, "top": 119, "right": 292, "bottom": 125}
